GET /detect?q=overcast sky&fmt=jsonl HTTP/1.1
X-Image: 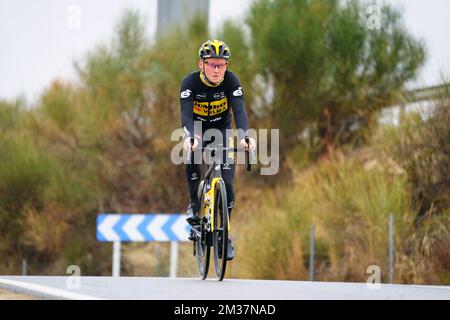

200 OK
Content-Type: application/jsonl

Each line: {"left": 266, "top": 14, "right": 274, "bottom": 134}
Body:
{"left": 0, "top": 0, "right": 449, "bottom": 104}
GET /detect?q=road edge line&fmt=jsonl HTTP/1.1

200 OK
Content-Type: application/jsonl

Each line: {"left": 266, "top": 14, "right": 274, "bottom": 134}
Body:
{"left": 0, "top": 278, "right": 104, "bottom": 300}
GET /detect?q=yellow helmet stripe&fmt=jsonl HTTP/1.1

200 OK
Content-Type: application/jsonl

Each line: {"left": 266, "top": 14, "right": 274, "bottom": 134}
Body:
{"left": 210, "top": 39, "right": 223, "bottom": 56}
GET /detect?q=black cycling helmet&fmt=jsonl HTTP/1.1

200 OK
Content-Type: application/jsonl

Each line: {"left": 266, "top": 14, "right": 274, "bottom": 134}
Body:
{"left": 198, "top": 39, "right": 231, "bottom": 60}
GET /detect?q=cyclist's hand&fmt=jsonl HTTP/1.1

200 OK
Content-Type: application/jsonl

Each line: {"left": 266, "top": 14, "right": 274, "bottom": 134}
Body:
{"left": 240, "top": 137, "right": 256, "bottom": 151}
{"left": 184, "top": 136, "right": 199, "bottom": 152}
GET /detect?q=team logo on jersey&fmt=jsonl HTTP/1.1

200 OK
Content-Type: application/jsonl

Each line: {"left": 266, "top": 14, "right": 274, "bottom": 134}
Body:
{"left": 233, "top": 87, "right": 243, "bottom": 97}
{"left": 209, "top": 97, "right": 228, "bottom": 115}
{"left": 193, "top": 97, "right": 228, "bottom": 117}
{"left": 193, "top": 101, "right": 209, "bottom": 116}
{"left": 181, "top": 89, "right": 192, "bottom": 98}
{"left": 213, "top": 92, "right": 225, "bottom": 100}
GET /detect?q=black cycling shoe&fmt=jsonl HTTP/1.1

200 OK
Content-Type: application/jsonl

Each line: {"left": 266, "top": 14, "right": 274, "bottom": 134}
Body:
{"left": 188, "top": 229, "right": 196, "bottom": 241}
{"left": 186, "top": 203, "right": 201, "bottom": 225}
{"left": 188, "top": 225, "right": 201, "bottom": 241}
{"left": 226, "top": 239, "right": 235, "bottom": 260}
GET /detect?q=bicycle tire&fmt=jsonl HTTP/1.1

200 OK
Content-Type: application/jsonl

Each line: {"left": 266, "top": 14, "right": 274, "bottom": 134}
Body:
{"left": 212, "top": 179, "right": 229, "bottom": 281}
{"left": 196, "top": 231, "right": 210, "bottom": 279}
{"left": 196, "top": 180, "right": 210, "bottom": 279}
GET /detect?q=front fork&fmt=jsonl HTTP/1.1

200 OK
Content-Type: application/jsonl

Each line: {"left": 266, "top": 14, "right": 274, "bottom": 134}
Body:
{"left": 192, "top": 215, "right": 212, "bottom": 257}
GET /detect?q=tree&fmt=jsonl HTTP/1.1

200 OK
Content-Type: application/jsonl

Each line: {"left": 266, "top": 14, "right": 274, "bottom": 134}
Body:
{"left": 247, "top": 0, "right": 426, "bottom": 154}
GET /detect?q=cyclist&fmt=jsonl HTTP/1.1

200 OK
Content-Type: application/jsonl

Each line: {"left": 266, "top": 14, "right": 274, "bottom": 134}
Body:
{"left": 179, "top": 39, "right": 254, "bottom": 260}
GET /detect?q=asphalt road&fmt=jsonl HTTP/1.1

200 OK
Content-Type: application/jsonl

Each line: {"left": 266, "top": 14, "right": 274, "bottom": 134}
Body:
{"left": 0, "top": 276, "right": 449, "bottom": 300}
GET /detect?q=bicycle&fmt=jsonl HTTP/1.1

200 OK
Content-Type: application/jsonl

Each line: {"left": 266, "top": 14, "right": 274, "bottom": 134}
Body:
{"left": 188, "top": 137, "right": 252, "bottom": 281}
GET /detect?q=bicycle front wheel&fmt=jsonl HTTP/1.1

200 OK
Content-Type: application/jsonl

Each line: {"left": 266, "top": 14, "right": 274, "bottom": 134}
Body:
{"left": 212, "top": 179, "right": 229, "bottom": 281}
{"left": 196, "top": 227, "right": 210, "bottom": 280}
{"left": 196, "top": 180, "right": 210, "bottom": 280}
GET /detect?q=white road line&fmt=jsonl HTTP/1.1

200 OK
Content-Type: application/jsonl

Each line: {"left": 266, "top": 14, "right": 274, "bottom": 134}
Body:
{"left": 0, "top": 278, "right": 103, "bottom": 300}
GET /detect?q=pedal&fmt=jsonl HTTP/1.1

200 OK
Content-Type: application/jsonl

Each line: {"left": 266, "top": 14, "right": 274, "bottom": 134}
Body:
{"left": 186, "top": 215, "right": 201, "bottom": 226}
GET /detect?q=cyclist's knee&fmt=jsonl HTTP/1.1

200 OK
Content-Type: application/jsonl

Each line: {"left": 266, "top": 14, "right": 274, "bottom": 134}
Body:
{"left": 185, "top": 164, "right": 200, "bottom": 182}
{"left": 225, "top": 185, "right": 234, "bottom": 207}
{"left": 188, "top": 171, "right": 200, "bottom": 182}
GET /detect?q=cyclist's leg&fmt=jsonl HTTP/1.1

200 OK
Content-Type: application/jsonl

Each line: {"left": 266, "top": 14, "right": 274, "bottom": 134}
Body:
{"left": 185, "top": 134, "right": 209, "bottom": 205}
{"left": 222, "top": 168, "right": 235, "bottom": 218}
{"left": 185, "top": 162, "right": 201, "bottom": 205}
{"left": 185, "top": 147, "right": 203, "bottom": 226}
{"left": 221, "top": 133, "right": 235, "bottom": 219}
{"left": 221, "top": 134, "right": 235, "bottom": 260}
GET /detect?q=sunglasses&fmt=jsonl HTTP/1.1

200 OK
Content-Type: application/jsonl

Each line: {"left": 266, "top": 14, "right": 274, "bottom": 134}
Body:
{"left": 204, "top": 61, "right": 228, "bottom": 70}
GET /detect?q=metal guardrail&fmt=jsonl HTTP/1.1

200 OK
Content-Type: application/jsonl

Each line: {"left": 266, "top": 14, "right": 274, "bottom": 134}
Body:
{"left": 401, "top": 83, "right": 450, "bottom": 104}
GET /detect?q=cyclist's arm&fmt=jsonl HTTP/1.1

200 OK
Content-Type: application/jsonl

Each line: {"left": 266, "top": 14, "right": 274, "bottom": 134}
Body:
{"left": 228, "top": 72, "right": 248, "bottom": 141}
{"left": 180, "top": 76, "right": 195, "bottom": 137}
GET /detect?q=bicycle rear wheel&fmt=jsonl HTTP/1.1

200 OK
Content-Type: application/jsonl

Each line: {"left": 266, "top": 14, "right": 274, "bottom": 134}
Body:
{"left": 212, "top": 179, "right": 229, "bottom": 281}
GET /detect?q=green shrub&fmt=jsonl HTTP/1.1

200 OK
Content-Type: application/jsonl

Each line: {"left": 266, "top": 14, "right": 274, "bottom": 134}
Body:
{"left": 239, "top": 153, "right": 414, "bottom": 282}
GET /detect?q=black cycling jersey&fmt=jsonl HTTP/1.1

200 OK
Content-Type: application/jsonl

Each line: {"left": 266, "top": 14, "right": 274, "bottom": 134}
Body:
{"left": 179, "top": 70, "right": 248, "bottom": 140}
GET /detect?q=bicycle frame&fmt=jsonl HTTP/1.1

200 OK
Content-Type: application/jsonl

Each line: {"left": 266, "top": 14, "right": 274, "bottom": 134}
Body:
{"left": 201, "top": 168, "right": 229, "bottom": 233}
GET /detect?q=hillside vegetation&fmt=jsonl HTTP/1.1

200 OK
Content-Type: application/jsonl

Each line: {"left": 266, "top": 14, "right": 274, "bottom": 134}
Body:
{"left": 0, "top": 1, "right": 448, "bottom": 284}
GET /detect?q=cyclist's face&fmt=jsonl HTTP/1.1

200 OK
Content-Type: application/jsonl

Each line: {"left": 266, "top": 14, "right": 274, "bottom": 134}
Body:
{"left": 199, "top": 58, "right": 227, "bottom": 84}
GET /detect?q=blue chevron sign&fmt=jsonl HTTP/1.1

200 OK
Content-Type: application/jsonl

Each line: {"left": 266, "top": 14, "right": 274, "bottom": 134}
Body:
{"left": 96, "top": 214, "right": 191, "bottom": 242}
